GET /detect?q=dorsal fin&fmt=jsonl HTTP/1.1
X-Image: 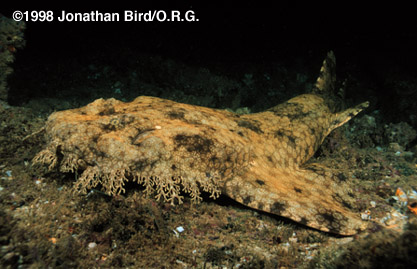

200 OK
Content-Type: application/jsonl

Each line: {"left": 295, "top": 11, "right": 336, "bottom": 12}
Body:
{"left": 311, "top": 51, "right": 370, "bottom": 135}
{"left": 312, "top": 51, "right": 336, "bottom": 95}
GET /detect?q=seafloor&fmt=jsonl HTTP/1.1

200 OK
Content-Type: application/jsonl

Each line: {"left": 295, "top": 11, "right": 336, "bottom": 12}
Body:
{"left": 2, "top": 10, "right": 417, "bottom": 268}
{"left": 1, "top": 49, "right": 417, "bottom": 268}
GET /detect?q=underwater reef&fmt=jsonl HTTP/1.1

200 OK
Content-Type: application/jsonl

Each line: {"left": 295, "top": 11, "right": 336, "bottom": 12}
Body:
{"left": 1, "top": 9, "right": 417, "bottom": 267}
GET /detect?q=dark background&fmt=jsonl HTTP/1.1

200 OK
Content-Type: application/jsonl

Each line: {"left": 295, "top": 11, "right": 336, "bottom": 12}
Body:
{"left": 2, "top": 5, "right": 417, "bottom": 127}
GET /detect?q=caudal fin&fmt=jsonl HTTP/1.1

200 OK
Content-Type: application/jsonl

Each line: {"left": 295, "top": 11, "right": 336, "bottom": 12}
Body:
{"left": 329, "top": 101, "right": 370, "bottom": 132}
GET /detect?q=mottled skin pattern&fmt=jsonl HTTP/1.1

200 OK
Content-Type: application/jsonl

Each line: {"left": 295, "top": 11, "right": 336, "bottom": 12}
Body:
{"left": 34, "top": 52, "right": 369, "bottom": 235}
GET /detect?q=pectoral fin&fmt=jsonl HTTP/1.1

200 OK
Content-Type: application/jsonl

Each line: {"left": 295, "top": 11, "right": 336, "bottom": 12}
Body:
{"left": 223, "top": 163, "right": 367, "bottom": 235}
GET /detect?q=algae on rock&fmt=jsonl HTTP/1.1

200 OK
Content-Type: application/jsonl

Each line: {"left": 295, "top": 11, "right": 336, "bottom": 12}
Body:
{"left": 0, "top": 14, "right": 25, "bottom": 101}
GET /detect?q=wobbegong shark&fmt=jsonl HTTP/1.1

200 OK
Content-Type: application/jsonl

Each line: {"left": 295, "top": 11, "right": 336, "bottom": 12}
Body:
{"left": 33, "top": 51, "right": 369, "bottom": 235}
